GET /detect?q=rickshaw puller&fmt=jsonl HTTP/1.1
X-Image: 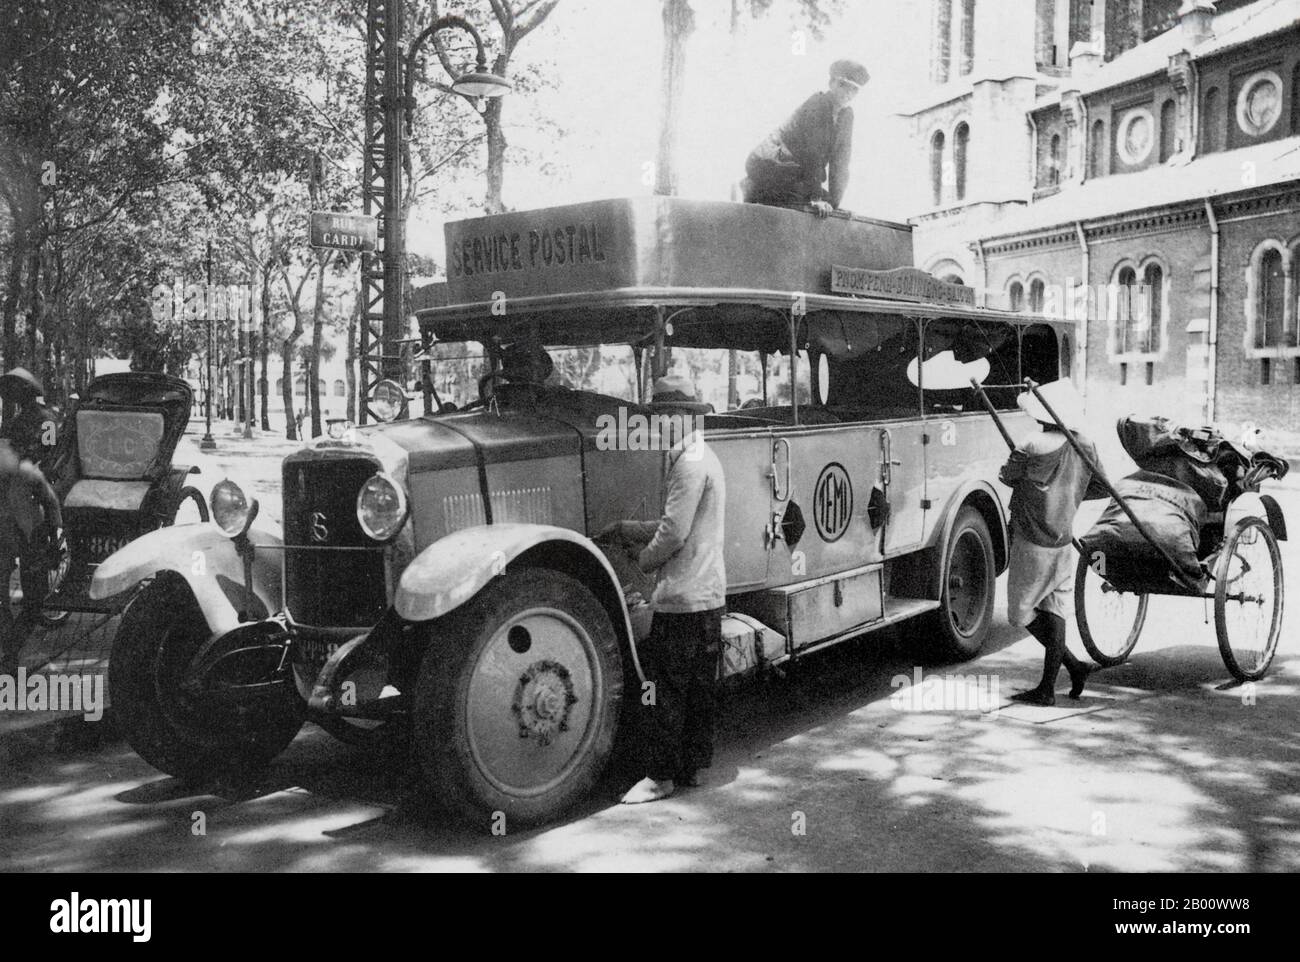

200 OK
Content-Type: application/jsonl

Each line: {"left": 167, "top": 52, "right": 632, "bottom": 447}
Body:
{"left": 999, "top": 381, "right": 1107, "bottom": 706}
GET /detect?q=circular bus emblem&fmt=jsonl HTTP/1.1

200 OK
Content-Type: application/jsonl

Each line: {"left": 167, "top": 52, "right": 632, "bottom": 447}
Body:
{"left": 813, "top": 462, "right": 853, "bottom": 542}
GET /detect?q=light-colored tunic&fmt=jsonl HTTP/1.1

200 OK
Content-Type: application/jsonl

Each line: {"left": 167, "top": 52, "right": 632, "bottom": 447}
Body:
{"left": 1006, "top": 531, "right": 1075, "bottom": 627}
{"left": 1000, "top": 429, "right": 1101, "bottom": 627}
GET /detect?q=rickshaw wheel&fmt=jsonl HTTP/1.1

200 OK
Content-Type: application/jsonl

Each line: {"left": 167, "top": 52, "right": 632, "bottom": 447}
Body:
{"left": 1075, "top": 551, "right": 1147, "bottom": 666}
{"left": 1214, "top": 517, "right": 1283, "bottom": 683}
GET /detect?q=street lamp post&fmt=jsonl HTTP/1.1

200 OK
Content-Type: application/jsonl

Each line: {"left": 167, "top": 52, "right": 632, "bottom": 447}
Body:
{"left": 364, "top": 11, "right": 508, "bottom": 418}
{"left": 200, "top": 241, "right": 216, "bottom": 451}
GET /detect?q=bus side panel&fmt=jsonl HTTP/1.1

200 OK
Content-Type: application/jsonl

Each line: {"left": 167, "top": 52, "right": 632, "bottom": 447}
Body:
{"left": 710, "top": 432, "right": 776, "bottom": 592}
{"left": 922, "top": 411, "right": 1032, "bottom": 547}
{"left": 765, "top": 423, "right": 882, "bottom": 588}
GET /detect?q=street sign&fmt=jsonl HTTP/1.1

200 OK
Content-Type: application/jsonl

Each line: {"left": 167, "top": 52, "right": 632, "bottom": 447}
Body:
{"left": 309, "top": 211, "right": 378, "bottom": 252}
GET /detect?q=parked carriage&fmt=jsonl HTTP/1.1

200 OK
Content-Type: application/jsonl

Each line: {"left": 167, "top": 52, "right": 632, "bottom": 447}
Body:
{"left": 11, "top": 372, "right": 208, "bottom": 624}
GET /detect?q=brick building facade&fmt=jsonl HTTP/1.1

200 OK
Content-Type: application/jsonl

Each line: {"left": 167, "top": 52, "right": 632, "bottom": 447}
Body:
{"left": 901, "top": 0, "right": 1300, "bottom": 457}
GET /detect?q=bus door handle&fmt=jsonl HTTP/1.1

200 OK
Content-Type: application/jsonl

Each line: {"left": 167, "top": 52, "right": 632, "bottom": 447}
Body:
{"left": 769, "top": 437, "right": 791, "bottom": 501}
{"left": 880, "top": 430, "right": 901, "bottom": 486}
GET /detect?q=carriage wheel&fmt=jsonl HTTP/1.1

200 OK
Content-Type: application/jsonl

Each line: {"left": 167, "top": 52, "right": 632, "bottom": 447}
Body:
{"left": 9, "top": 563, "right": 70, "bottom": 626}
{"left": 1075, "top": 551, "right": 1147, "bottom": 667}
{"left": 1214, "top": 517, "right": 1283, "bottom": 682}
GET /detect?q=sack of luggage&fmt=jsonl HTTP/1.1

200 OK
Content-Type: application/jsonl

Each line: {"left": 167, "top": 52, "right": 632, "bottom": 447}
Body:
{"left": 1115, "top": 416, "right": 1288, "bottom": 511}
{"left": 1080, "top": 470, "right": 1206, "bottom": 583}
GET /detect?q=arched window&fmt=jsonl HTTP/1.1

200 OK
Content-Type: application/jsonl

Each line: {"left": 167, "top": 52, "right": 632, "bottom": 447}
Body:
{"left": 1116, "top": 266, "right": 1138, "bottom": 353}
{"left": 1008, "top": 281, "right": 1024, "bottom": 312}
{"left": 932, "top": 0, "right": 952, "bottom": 83}
{"left": 333, "top": 379, "right": 345, "bottom": 397}
{"left": 930, "top": 130, "right": 946, "bottom": 205}
{"left": 953, "top": 123, "right": 969, "bottom": 201}
{"left": 1029, "top": 278, "right": 1046, "bottom": 313}
{"left": 294, "top": 376, "right": 306, "bottom": 396}
{"left": 1143, "top": 262, "right": 1164, "bottom": 352}
{"left": 1158, "top": 99, "right": 1176, "bottom": 162}
{"left": 1048, "top": 134, "right": 1061, "bottom": 186}
{"left": 960, "top": 0, "right": 975, "bottom": 75}
{"left": 1089, "top": 119, "right": 1107, "bottom": 177}
{"left": 1257, "top": 248, "right": 1285, "bottom": 348}
{"left": 318, "top": 378, "right": 326, "bottom": 395}
{"left": 1202, "top": 87, "right": 1221, "bottom": 153}
{"left": 275, "top": 378, "right": 283, "bottom": 395}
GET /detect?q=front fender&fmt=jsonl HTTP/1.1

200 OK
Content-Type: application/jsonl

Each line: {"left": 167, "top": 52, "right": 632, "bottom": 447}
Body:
{"left": 89, "top": 524, "right": 284, "bottom": 635}
{"left": 395, "top": 523, "right": 642, "bottom": 677}
{"left": 930, "top": 479, "right": 1010, "bottom": 574}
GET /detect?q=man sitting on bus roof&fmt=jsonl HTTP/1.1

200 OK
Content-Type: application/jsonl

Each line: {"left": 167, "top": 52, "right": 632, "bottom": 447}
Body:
{"left": 740, "top": 59, "right": 869, "bottom": 218}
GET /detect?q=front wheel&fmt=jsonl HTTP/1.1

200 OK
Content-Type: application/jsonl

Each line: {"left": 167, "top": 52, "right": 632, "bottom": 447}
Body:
{"left": 1075, "top": 552, "right": 1147, "bottom": 666}
{"left": 109, "top": 575, "right": 304, "bottom": 781}
{"left": 1214, "top": 517, "right": 1283, "bottom": 682}
{"left": 412, "top": 568, "right": 624, "bottom": 829}
{"left": 927, "top": 506, "right": 995, "bottom": 660}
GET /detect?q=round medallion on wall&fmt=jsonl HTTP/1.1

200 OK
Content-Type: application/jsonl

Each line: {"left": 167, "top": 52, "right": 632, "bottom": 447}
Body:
{"left": 1116, "top": 108, "right": 1154, "bottom": 165}
{"left": 1236, "top": 70, "right": 1283, "bottom": 137}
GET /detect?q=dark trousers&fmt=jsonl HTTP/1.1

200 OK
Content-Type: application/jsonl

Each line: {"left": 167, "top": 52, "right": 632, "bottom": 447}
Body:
{"left": 742, "top": 158, "right": 827, "bottom": 207}
{"left": 638, "top": 608, "right": 724, "bottom": 782}
{"left": 0, "top": 529, "right": 49, "bottom": 672}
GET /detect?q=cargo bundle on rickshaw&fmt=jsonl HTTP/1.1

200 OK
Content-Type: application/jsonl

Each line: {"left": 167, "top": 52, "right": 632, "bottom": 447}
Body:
{"left": 1066, "top": 408, "right": 1288, "bottom": 682}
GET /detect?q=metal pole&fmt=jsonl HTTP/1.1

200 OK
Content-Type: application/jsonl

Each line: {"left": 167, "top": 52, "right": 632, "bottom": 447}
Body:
{"left": 200, "top": 241, "right": 216, "bottom": 451}
{"left": 381, "top": 0, "right": 404, "bottom": 383}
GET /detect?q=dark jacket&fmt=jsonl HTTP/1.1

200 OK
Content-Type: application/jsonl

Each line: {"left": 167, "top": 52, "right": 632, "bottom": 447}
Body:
{"left": 745, "top": 91, "right": 854, "bottom": 208}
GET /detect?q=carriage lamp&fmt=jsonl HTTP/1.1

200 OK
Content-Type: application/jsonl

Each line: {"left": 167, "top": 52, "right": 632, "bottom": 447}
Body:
{"left": 357, "top": 472, "right": 409, "bottom": 542}
{"left": 211, "top": 479, "right": 259, "bottom": 539}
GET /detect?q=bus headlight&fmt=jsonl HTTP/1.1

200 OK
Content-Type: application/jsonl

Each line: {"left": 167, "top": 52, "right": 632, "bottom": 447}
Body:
{"left": 357, "top": 472, "right": 408, "bottom": 542}
{"left": 211, "top": 479, "right": 259, "bottom": 539}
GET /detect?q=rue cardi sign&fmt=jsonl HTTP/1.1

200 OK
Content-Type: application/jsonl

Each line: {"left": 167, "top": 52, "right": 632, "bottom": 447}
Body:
{"left": 309, "top": 211, "right": 378, "bottom": 252}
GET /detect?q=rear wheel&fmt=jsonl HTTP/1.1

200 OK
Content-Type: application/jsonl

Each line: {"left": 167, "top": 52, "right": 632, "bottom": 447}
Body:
{"left": 1214, "top": 518, "right": 1283, "bottom": 682}
{"left": 109, "top": 576, "right": 303, "bottom": 781}
{"left": 928, "top": 506, "right": 995, "bottom": 660}
{"left": 1075, "top": 552, "right": 1147, "bottom": 666}
{"left": 413, "top": 568, "right": 624, "bottom": 829}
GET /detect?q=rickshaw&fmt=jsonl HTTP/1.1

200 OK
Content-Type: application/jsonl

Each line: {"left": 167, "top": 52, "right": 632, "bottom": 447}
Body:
{"left": 8, "top": 371, "right": 209, "bottom": 623}
{"left": 978, "top": 378, "right": 1286, "bottom": 684}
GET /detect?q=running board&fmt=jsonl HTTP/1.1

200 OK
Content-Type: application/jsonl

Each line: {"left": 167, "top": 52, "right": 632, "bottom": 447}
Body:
{"left": 765, "top": 595, "right": 942, "bottom": 665}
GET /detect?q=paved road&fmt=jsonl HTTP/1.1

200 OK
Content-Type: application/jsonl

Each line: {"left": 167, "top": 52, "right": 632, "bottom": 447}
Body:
{"left": 0, "top": 426, "right": 1297, "bottom": 872}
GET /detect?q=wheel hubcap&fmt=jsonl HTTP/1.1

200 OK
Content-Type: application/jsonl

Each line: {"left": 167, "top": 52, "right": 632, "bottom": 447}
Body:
{"left": 466, "top": 608, "right": 601, "bottom": 798}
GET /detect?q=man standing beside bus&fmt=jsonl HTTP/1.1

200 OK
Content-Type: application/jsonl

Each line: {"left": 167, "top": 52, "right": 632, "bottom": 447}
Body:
{"left": 603, "top": 374, "right": 726, "bottom": 803}
{"left": 999, "top": 380, "right": 1106, "bottom": 706}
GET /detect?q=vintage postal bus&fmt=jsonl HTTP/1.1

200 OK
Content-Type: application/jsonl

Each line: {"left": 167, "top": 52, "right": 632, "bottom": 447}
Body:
{"left": 96, "top": 197, "right": 1071, "bottom": 827}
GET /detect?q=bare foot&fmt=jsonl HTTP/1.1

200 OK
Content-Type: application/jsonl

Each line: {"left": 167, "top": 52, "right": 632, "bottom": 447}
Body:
{"left": 1068, "top": 665, "right": 1092, "bottom": 700}
{"left": 620, "top": 777, "right": 675, "bottom": 804}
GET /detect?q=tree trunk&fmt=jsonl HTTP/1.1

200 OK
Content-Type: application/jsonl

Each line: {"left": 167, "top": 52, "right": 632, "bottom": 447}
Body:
{"left": 483, "top": 49, "right": 513, "bottom": 214}
{"left": 308, "top": 253, "right": 328, "bottom": 438}
{"left": 24, "top": 245, "right": 41, "bottom": 374}
{"left": 282, "top": 283, "right": 306, "bottom": 441}
{"left": 3, "top": 228, "right": 26, "bottom": 379}
{"left": 655, "top": 0, "right": 696, "bottom": 197}
{"left": 260, "top": 262, "right": 272, "bottom": 430}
